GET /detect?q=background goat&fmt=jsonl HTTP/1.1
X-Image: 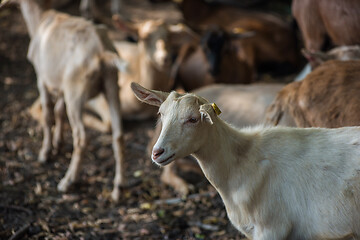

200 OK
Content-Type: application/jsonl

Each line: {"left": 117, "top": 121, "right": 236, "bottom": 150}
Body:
{"left": 1, "top": 0, "right": 126, "bottom": 201}
{"left": 266, "top": 60, "right": 360, "bottom": 128}
{"left": 177, "top": 0, "right": 300, "bottom": 75}
{"left": 171, "top": 26, "right": 255, "bottom": 91}
{"left": 28, "top": 15, "right": 179, "bottom": 132}
{"left": 292, "top": 0, "right": 360, "bottom": 53}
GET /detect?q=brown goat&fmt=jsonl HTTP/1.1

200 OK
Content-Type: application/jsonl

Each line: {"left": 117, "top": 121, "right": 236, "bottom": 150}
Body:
{"left": 292, "top": 0, "right": 360, "bottom": 52}
{"left": 266, "top": 60, "right": 360, "bottom": 128}
{"left": 171, "top": 26, "right": 254, "bottom": 91}
{"left": 177, "top": 0, "right": 299, "bottom": 75}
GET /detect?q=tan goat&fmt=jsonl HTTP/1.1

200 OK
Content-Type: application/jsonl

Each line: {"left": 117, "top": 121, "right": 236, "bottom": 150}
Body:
{"left": 267, "top": 60, "right": 360, "bottom": 128}
{"left": 132, "top": 82, "right": 360, "bottom": 239}
{"left": 1, "top": 0, "right": 126, "bottom": 201}
{"left": 28, "top": 15, "right": 179, "bottom": 132}
{"left": 59, "top": 16, "right": 185, "bottom": 133}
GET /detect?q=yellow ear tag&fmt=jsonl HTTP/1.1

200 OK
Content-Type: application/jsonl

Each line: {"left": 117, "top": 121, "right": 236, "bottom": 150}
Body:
{"left": 211, "top": 103, "right": 222, "bottom": 116}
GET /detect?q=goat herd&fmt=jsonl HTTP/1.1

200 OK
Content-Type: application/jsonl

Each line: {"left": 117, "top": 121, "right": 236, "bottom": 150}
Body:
{"left": 3, "top": 0, "right": 360, "bottom": 239}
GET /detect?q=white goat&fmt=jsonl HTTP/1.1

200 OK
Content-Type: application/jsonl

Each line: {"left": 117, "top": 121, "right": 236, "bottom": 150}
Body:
{"left": 131, "top": 82, "right": 360, "bottom": 239}
{"left": 149, "top": 83, "right": 296, "bottom": 195}
{"left": 1, "top": 0, "right": 126, "bottom": 201}
{"left": 148, "top": 45, "right": 360, "bottom": 196}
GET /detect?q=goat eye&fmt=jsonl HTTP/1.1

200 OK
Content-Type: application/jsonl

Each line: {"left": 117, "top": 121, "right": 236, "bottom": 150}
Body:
{"left": 187, "top": 117, "right": 198, "bottom": 123}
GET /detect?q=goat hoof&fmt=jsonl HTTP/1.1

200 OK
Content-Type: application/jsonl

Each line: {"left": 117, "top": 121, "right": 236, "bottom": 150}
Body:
{"left": 52, "top": 147, "right": 59, "bottom": 156}
{"left": 57, "top": 178, "right": 71, "bottom": 192}
{"left": 111, "top": 188, "right": 121, "bottom": 202}
{"left": 52, "top": 138, "right": 62, "bottom": 154}
{"left": 177, "top": 185, "right": 189, "bottom": 197}
{"left": 38, "top": 152, "right": 49, "bottom": 163}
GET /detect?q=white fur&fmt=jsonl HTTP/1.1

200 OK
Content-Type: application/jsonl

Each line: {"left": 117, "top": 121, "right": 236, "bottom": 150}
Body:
{"left": 148, "top": 83, "right": 296, "bottom": 195}
{"left": 132, "top": 83, "right": 360, "bottom": 239}
{"left": 28, "top": 18, "right": 176, "bottom": 132}
{"left": 14, "top": 0, "right": 126, "bottom": 201}
{"left": 75, "top": 19, "right": 177, "bottom": 132}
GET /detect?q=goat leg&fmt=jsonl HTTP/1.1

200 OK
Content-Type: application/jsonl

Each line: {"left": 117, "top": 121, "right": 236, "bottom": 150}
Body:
{"left": 53, "top": 97, "right": 65, "bottom": 154}
{"left": 58, "top": 92, "right": 86, "bottom": 192}
{"left": 38, "top": 81, "right": 53, "bottom": 163}
{"left": 161, "top": 162, "right": 189, "bottom": 196}
{"left": 83, "top": 94, "right": 112, "bottom": 133}
{"left": 104, "top": 67, "right": 125, "bottom": 202}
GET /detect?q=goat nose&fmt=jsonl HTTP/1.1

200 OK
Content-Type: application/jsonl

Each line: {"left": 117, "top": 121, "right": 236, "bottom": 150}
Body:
{"left": 152, "top": 147, "right": 165, "bottom": 160}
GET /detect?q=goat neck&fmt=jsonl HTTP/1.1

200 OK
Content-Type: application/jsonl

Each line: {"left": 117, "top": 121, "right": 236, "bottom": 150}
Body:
{"left": 193, "top": 117, "right": 254, "bottom": 195}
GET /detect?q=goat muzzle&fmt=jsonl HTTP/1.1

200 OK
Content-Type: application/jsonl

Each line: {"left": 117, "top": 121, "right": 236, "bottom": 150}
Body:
{"left": 152, "top": 147, "right": 165, "bottom": 160}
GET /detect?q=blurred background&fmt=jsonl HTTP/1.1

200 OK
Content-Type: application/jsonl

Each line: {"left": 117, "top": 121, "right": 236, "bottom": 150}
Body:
{"left": 1, "top": 0, "right": 359, "bottom": 239}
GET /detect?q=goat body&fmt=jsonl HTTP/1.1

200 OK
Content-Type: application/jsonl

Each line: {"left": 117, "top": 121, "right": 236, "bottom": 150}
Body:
{"left": 156, "top": 47, "right": 360, "bottom": 193}
{"left": 178, "top": 0, "right": 299, "bottom": 73}
{"left": 8, "top": 0, "right": 126, "bottom": 201}
{"left": 292, "top": 0, "right": 360, "bottom": 51}
{"left": 132, "top": 82, "right": 360, "bottom": 239}
{"left": 267, "top": 60, "right": 360, "bottom": 128}
{"left": 172, "top": 27, "right": 254, "bottom": 91}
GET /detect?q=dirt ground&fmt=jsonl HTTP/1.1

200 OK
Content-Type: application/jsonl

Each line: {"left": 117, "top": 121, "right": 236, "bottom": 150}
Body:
{"left": 0, "top": 0, "right": 293, "bottom": 239}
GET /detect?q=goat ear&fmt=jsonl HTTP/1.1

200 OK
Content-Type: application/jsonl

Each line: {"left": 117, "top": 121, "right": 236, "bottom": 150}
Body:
{"left": 301, "top": 48, "right": 331, "bottom": 67}
{"left": 199, "top": 104, "right": 214, "bottom": 125}
{"left": 131, "top": 82, "right": 168, "bottom": 107}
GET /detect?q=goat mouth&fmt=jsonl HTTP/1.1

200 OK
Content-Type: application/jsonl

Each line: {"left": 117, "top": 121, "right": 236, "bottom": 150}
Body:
{"left": 154, "top": 153, "right": 175, "bottom": 166}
